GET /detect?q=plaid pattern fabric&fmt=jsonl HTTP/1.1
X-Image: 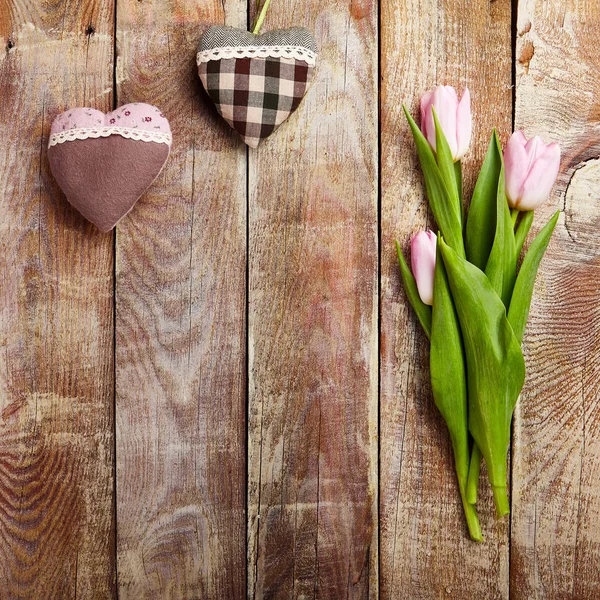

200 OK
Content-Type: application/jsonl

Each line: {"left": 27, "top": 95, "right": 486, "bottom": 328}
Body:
{"left": 197, "top": 27, "right": 317, "bottom": 148}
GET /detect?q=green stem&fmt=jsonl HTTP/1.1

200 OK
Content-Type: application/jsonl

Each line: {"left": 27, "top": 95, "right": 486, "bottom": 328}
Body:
{"left": 252, "top": 0, "right": 272, "bottom": 34}
{"left": 511, "top": 207, "right": 519, "bottom": 228}
{"left": 458, "top": 476, "right": 483, "bottom": 542}
{"left": 466, "top": 443, "right": 481, "bottom": 504}
{"left": 514, "top": 209, "right": 534, "bottom": 258}
{"left": 493, "top": 485, "right": 510, "bottom": 518}
{"left": 454, "top": 160, "right": 464, "bottom": 227}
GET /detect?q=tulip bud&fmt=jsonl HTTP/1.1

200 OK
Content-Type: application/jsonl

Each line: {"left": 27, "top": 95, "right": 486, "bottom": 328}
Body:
{"left": 411, "top": 230, "right": 437, "bottom": 306}
{"left": 420, "top": 86, "right": 472, "bottom": 161}
{"left": 503, "top": 131, "right": 561, "bottom": 211}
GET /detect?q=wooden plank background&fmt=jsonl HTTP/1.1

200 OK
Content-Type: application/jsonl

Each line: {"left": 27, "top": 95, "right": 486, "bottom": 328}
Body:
{"left": 379, "top": 0, "right": 512, "bottom": 597}
{"left": 0, "top": 0, "right": 116, "bottom": 597}
{"left": 114, "top": 0, "right": 247, "bottom": 597}
{"left": 0, "top": 0, "right": 599, "bottom": 598}
{"left": 246, "top": 0, "right": 378, "bottom": 596}
{"left": 510, "top": 0, "right": 600, "bottom": 597}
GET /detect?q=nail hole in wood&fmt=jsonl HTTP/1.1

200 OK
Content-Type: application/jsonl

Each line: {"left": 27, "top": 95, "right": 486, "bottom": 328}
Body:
{"left": 85, "top": 25, "right": 96, "bottom": 36}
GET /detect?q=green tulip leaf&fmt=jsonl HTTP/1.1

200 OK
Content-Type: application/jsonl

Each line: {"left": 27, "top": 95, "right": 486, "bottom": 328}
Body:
{"left": 485, "top": 152, "right": 517, "bottom": 308}
{"left": 466, "top": 444, "right": 482, "bottom": 504}
{"left": 440, "top": 240, "right": 526, "bottom": 517}
{"left": 514, "top": 210, "right": 534, "bottom": 258}
{"left": 433, "top": 108, "right": 462, "bottom": 224}
{"left": 430, "top": 238, "right": 482, "bottom": 541}
{"left": 431, "top": 242, "right": 468, "bottom": 477}
{"left": 465, "top": 131, "right": 502, "bottom": 270}
{"left": 403, "top": 106, "right": 464, "bottom": 257}
{"left": 508, "top": 211, "right": 559, "bottom": 344}
{"left": 395, "top": 240, "right": 432, "bottom": 339}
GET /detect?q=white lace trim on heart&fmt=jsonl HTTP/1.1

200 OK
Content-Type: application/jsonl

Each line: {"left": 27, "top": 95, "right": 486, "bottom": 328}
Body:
{"left": 48, "top": 126, "right": 173, "bottom": 148}
{"left": 196, "top": 45, "right": 317, "bottom": 66}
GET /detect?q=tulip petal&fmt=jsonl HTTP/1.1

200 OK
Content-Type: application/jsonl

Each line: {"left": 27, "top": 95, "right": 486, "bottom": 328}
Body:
{"left": 432, "top": 86, "right": 458, "bottom": 158}
{"left": 525, "top": 135, "right": 547, "bottom": 163}
{"left": 442, "top": 85, "right": 459, "bottom": 101}
{"left": 411, "top": 231, "right": 437, "bottom": 305}
{"left": 455, "top": 88, "right": 472, "bottom": 160}
{"left": 518, "top": 143, "right": 561, "bottom": 210}
{"left": 503, "top": 131, "right": 530, "bottom": 207}
{"left": 423, "top": 93, "right": 438, "bottom": 153}
{"left": 511, "top": 130, "right": 528, "bottom": 146}
{"left": 426, "top": 229, "right": 437, "bottom": 244}
{"left": 420, "top": 90, "right": 434, "bottom": 140}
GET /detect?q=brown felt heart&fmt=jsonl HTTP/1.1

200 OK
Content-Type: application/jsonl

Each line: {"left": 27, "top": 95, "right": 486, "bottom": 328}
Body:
{"left": 197, "top": 26, "right": 317, "bottom": 148}
{"left": 48, "top": 104, "right": 172, "bottom": 232}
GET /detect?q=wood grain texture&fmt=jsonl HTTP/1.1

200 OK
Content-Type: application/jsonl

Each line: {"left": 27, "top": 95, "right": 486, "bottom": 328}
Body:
{"left": 379, "top": 0, "right": 513, "bottom": 597}
{"left": 0, "top": 0, "right": 116, "bottom": 597}
{"left": 246, "top": 0, "right": 379, "bottom": 597}
{"left": 114, "top": 0, "right": 247, "bottom": 597}
{"left": 511, "top": 1, "right": 600, "bottom": 597}
{"left": 2, "top": 0, "right": 600, "bottom": 595}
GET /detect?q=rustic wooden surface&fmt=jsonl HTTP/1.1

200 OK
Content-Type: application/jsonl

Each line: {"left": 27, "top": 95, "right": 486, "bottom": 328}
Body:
{"left": 0, "top": 0, "right": 116, "bottom": 597}
{"left": 510, "top": 0, "right": 600, "bottom": 598}
{"left": 114, "top": 0, "right": 247, "bottom": 598}
{"left": 379, "top": 0, "right": 513, "bottom": 598}
{"left": 245, "top": 0, "right": 378, "bottom": 596}
{"left": 1, "top": 0, "right": 599, "bottom": 598}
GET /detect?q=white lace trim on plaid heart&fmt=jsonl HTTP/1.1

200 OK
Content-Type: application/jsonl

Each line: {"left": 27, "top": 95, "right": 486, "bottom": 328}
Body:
{"left": 196, "top": 45, "right": 317, "bottom": 66}
{"left": 48, "top": 126, "right": 173, "bottom": 148}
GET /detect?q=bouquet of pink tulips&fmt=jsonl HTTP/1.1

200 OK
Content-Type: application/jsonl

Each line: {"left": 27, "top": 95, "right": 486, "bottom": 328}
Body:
{"left": 397, "top": 85, "right": 561, "bottom": 541}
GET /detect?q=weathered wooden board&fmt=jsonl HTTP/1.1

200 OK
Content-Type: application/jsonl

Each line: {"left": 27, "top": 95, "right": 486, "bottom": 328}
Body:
{"left": 0, "top": 0, "right": 116, "bottom": 597}
{"left": 3, "top": 0, "right": 600, "bottom": 595}
{"left": 379, "top": 0, "right": 513, "bottom": 597}
{"left": 510, "top": 1, "right": 600, "bottom": 598}
{"left": 246, "top": 0, "right": 379, "bottom": 596}
{"left": 114, "top": 0, "right": 247, "bottom": 597}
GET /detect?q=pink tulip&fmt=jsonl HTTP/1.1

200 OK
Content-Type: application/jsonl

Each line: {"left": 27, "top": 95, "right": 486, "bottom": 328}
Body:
{"left": 411, "top": 230, "right": 437, "bottom": 306}
{"left": 503, "top": 131, "right": 561, "bottom": 210}
{"left": 420, "top": 86, "right": 472, "bottom": 161}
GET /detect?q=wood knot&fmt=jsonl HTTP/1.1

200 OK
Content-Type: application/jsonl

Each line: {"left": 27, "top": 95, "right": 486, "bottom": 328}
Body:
{"left": 518, "top": 21, "right": 532, "bottom": 37}
{"left": 6, "top": 38, "right": 14, "bottom": 52}
{"left": 563, "top": 157, "right": 600, "bottom": 246}
{"left": 85, "top": 24, "right": 96, "bottom": 36}
{"left": 519, "top": 40, "right": 535, "bottom": 74}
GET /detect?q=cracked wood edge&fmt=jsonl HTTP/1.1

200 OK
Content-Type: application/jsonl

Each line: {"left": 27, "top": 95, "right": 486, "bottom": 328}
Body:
{"left": 114, "top": 0, "right": 247, "bottom": 597}
{"left": 379, "top": 0, "right": 512, "bottom": 597}
{"left": 246, "top": 0, "right": 379, "bottom": 597}
{"left": 0, "top": 0, "right": 116, "bottom": 597}
{"left": 510, "top": 1, "right": 600, "bottom": 597}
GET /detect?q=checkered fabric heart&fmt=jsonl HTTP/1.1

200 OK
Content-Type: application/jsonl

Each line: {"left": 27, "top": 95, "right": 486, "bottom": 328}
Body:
{"left": 197, "top": 26, "right": 317, "bottom": 147}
